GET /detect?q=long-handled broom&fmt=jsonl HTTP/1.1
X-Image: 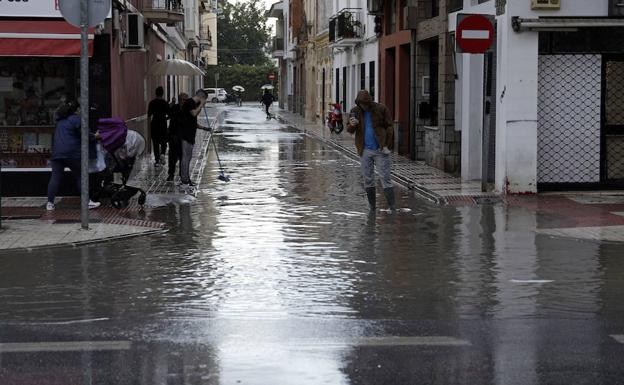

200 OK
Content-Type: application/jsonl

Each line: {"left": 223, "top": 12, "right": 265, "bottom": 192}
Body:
{"left": 204, "top": 108, "right": 230, "bottom": 182}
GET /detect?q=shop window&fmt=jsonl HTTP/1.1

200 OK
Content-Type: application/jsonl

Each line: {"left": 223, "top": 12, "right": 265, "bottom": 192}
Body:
{"left": 0, "top": 58, "right": 77, "bottom": 168}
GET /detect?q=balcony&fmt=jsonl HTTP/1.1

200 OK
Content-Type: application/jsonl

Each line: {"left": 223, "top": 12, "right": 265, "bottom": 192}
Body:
{"left": 329, "top": 9, "right": 364, "bottom": 47}
{"left": 143, "top": 0, "right": 184, "bottom": 24}
{"left": 199, "top": 26, "right": 212, "bottom": 46}
{"left": 271, "top": 37, "right": 284, "bottom": 58}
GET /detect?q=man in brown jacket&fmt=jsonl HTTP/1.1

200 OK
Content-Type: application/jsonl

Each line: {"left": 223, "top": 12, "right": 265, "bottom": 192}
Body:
{"left": 346, "top": 90, "right": 396, "bottom": 211}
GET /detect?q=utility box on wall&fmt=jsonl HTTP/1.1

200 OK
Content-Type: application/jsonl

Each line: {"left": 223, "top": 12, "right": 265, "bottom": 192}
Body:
{"left": 610, "top": 0, "right": 624, "bottom": 16}
{"left": 531, "top": 0, "right": 560, "bottom": 10}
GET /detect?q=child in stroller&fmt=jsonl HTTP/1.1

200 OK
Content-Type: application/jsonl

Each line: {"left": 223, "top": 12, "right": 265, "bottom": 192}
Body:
{"left": 97, "top": 118, "right": 147, "bottom": 209}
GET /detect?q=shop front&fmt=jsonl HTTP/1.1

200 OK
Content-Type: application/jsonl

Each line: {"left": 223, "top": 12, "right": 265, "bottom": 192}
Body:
{"left": 0, "top": 19, "right": 94, "bottom": 196}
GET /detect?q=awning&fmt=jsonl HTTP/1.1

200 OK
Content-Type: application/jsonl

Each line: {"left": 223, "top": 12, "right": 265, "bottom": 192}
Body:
{"left": 513, "top": 17, "right": 624, "bottom": 32}
{"left": 0, "top": 20, "right": 94, "bottom": 57}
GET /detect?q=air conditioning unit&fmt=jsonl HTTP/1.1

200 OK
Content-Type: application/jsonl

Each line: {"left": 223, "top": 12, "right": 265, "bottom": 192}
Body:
{"left": 123, "top": 13, "right": 144, "bottom": 48}
{"left": 531, "top": 0, "right": 560, "bottom": 10}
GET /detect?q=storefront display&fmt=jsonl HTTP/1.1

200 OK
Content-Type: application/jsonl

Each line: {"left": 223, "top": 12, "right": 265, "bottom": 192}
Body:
{"left": 0, "top": 57, "right": 78, "bottom": 168}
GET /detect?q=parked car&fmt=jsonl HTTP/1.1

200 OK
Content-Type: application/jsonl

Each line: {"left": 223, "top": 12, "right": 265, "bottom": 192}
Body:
{"left": 204, "top": 87, "right": 227, "bottom": 103}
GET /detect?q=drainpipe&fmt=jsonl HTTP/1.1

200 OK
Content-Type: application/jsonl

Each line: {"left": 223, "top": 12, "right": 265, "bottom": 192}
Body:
{"left": 409, "top": 29, "right": 417, "bottom": 160}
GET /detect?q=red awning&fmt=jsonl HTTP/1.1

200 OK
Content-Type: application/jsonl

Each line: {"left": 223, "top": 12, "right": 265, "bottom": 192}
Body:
{"left": 0, "top": 20, "right": 94, "bottom": 57}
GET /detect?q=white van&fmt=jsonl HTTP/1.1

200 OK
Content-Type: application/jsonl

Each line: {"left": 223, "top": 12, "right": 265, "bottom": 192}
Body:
{"left": 205, "top": 87, "right": 227, "bottom": 103}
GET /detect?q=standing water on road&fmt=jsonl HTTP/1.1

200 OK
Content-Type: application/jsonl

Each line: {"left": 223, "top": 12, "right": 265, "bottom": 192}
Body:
{"left": 1, "top": 105, "right": 624, "bottom": 384}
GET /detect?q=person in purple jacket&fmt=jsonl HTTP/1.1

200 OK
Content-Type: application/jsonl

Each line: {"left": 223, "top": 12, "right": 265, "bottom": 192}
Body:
{"left": 46, "top": 100, "right": 101, "bottom": 211}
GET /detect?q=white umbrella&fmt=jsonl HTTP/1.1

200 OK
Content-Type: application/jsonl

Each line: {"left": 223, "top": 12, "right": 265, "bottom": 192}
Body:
{"left": 232, "top": 85, "right": 245, "bottom": 92}
{"left": 260, "top": 84, "right": 275, "bottom": 90}
{"left": 147, "top": 59, "right": 205, "bottom": 76}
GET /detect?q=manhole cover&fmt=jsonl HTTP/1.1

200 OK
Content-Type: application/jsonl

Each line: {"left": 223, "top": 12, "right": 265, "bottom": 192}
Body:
{"left": 1, "top": 215, "right": 42, "bottom": 220}
{"left": 474, "top": 196, "right": 501, "bottom": 205}
{"left": 53, "top": 219, "right": 103, "bottom": 224}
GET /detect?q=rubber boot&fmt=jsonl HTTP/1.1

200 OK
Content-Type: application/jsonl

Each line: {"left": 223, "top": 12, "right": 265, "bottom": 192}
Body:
{"left": 384, "top": 187, "right": 396, "bottom": 212}
{"left": 365, "top": 187, "right": 376, "bottom": 211}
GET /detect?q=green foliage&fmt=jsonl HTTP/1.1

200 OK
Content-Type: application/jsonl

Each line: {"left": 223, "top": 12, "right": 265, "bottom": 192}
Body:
{"left": 204, "top": 64, "right": 278, "bottom": 102}
{"left": 217, "top": 0, "right": 272, "bottom": 66}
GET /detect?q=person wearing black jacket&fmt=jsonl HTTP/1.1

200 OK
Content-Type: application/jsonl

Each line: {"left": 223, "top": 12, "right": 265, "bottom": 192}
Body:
{"left": 147, "top": 86, "right": 170, "bottom": 166}
{"left": 261, "top": 89, "right": 274, "bottom": 117}
{"left": 167, "top": 92, "right": 188, "bottom": 182}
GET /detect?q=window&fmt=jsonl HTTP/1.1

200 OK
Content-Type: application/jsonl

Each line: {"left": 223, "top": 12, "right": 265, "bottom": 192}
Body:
{"left": 429, "top": 40, "right": 439, "bottom": 126}
{"left": 360, "top": 63, "right": 366, "bottom": 91}
{"left": 369, "top": 61, "right": 376, "bottom": 100}
{"left": 342, "top": 67, "right": 347, "bottom": 109}
{"left": 0, "top": 57, "right": 78, "bottom": 168}
{"left": 335, "top": 68, "right": 340, "bottom": 104}
{"left": 431, "top": 0, "right": 439, "bottom": 17}
{"left": 388, "top": 0, "right": 396, "bottom": 33}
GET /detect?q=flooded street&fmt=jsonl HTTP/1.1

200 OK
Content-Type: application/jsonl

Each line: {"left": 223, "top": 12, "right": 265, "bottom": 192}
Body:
{"left": 1, "top": 105, "right": 624, "bottom": 384}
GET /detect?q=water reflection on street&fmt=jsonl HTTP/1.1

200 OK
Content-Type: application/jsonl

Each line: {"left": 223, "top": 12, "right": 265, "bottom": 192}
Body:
{"left": 0, "top": 105, "right": 623, "bottom": 384}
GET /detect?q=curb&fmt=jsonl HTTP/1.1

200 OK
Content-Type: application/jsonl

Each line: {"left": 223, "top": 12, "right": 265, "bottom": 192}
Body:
{"left": 0, "top": 226, "right": 168, "bottom": 253}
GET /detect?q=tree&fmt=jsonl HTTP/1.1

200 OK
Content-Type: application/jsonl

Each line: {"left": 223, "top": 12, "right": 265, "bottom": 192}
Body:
{"left": 204, "top": 64, "right": 278, "bottom": 102}
{"left": 217, "top": 0, "right": 272, "bottom": 66}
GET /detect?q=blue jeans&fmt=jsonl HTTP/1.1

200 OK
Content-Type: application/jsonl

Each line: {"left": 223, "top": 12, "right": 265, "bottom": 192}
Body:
{"left": 47, "top": 158, "right": 81, "bottom": 203}
{"left": 360, "top": 148, "right": 392, "bottom": 189}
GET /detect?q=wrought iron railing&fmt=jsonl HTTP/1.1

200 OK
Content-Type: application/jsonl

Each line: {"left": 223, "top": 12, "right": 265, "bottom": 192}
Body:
{"left": 329, "top": 8, "right": 363, "bottom": 43}
{"left": 144, "top": 0, "right": 183, "bottom": 12}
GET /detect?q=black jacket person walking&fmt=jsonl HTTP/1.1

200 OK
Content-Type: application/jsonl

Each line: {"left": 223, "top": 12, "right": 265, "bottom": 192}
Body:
{"left": 148, "top": 86, "right": 170, "bottom": 166}
{"left": 261, "top": 89, "right": 274, "bottom": 117}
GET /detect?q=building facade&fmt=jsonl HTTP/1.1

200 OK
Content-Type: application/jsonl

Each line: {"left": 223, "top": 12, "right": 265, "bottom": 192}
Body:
{"left": 330, "top": 0, "right": 379, "bottom": 118}
{"left": 452, "top": 0, "right": 624, "bottom": 193}
{"left": 0, "top": 0, "right": 214, "bottom": 196}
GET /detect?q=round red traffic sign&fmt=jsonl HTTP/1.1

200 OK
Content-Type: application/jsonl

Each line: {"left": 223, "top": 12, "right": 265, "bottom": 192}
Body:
{"left": 456, "top": 14, "right": 494, "bottom": 54}
{"left": 268, "top": 73, "right": 276, "bottom": 80}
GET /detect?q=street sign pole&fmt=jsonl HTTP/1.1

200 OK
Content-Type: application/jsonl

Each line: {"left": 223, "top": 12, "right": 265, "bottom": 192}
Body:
{"left": 80, "top": 0, "right": 89, "bottom": 230}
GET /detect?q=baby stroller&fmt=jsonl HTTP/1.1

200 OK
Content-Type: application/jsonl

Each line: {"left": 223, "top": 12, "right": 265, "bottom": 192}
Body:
{"left": 97, "top": 118, "right": 147, "bottom": 209}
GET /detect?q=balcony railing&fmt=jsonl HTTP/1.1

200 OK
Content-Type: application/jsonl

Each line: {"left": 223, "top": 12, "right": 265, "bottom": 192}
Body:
{"left": 143, "top": 0, "right": 184, "bottom": 24}
{"left": 329, "top": 8, "right": 363, "bottom": 46}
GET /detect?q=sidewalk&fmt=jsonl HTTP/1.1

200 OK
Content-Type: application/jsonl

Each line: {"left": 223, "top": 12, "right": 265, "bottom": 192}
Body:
{"left": 275, "top": 108, "right": 495, "bottom": 204}
{"left": 0, "top": 107, "right": 221, "bottom": 251}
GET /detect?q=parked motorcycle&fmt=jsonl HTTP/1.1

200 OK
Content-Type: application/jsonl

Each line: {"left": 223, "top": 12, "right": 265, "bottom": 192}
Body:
{"left": 326, "top": 102, "right": 344, "bottom": 134}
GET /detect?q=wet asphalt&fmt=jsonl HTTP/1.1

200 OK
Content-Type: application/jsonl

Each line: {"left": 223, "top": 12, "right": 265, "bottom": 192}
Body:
{"left": 1, "top": 105, "right": 624, "bottom": 384}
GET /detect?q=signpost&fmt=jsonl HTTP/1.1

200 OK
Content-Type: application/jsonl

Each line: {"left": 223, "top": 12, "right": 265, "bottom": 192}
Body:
{"left": 456, "top": 14, "right": 494, "bottom": 54}
{"left": 59, "top": 0, "right": 110, "bottom": 230}
{"left": 455, "top": 14, "right": 495, "bottom": 192}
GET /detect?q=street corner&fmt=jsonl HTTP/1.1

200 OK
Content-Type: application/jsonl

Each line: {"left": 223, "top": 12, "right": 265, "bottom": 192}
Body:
{"left": 507, "top": 193, "right": 624, "bottom": 243}
{"left": 0, "top": 197, "right": 166, "bottom": 252}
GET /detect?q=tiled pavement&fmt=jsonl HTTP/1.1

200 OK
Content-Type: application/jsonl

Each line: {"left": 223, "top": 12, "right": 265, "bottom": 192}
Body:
{"left": 275, "top": 108, "right": 493, "bottom": 204}
{"left": 0, "top": 107, "right": 220, "bottom": 251}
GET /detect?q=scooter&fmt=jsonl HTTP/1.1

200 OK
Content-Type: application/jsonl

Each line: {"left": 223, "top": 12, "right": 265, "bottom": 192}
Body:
{"left": 326, "top": 102, "right": 344, "bottom": 134}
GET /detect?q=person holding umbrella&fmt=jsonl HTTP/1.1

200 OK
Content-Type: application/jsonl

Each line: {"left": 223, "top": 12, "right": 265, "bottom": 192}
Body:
{"left": 261, "top": 89, "right": 275, "bottom": 118}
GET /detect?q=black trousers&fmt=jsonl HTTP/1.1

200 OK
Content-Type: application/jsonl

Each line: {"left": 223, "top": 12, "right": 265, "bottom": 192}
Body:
{"left": 264, "top": 103, "right": 271, "bottom": 115}
{"left": 152, "top": 136, "right": 168, "bottom": 163}
{"left": 168, "top": 134, "right": 182, "bottom": 177}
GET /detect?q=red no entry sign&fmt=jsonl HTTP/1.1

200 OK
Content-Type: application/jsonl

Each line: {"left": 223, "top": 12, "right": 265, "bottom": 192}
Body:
{"left": 456, "top": 14, "right": 494, "bottom": 54}
{"left": 268, "top": 73, "right": 276, "bottom": 80}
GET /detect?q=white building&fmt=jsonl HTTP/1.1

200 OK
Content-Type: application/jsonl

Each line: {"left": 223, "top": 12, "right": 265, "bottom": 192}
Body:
{"left": 268, "top": 1, "right": 294, "bottom": 110}
{"left": 451, "top": 0, "right": 624, "bottom": 194}
{"left": 330, "top": 0, "right": 379, "bottom": 113}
